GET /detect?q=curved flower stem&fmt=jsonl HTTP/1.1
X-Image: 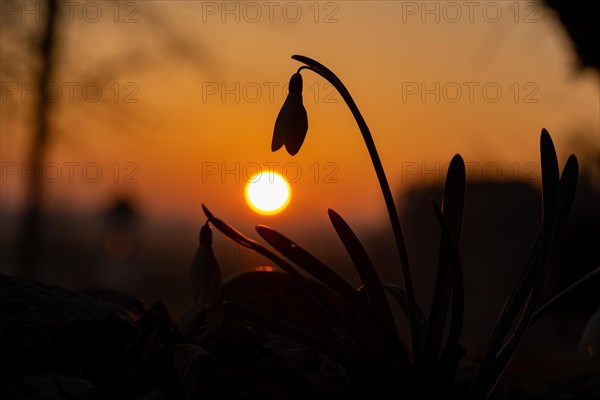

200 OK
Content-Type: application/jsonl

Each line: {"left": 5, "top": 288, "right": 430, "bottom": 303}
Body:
{"left": 293, "top": 55, "right": 420, "bottom": 364}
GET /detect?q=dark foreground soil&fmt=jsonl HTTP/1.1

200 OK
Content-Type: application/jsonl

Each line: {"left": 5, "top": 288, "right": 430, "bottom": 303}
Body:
{"left": 1, "top": 273, "right": 598, "bottom": 400}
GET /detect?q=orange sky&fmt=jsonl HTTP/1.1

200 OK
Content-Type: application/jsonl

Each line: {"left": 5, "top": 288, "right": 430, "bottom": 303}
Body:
{"left": 1, "top": 0, "right": 598, "bottom": 235}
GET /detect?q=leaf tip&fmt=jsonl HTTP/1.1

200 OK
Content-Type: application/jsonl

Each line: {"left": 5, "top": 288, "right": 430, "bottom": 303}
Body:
{"left": 540, "top": 128, "right": 555, "bottom": 151}
{"left": 431, "top": 199, "right": 443, "bottom": 218}
{"left": 541, "top": 127, "right": 550, "bottom": 136}
{"left": 451, "top": 153, "right": 464, "bottom": 164}
{"left": 327, "top": 208, "right": 340, "bottom": 219}
{"left": 201, "top": 204, "right": 214, "bottom": 220}
{"left": 255, "top": 224, "right": 269, "bottom": 234}
{"left": 566, "top": 154, "right": 579, "bottom": 171}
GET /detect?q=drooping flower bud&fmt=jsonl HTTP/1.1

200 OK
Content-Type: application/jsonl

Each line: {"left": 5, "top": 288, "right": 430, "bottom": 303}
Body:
{"left": 272, "top": 72, "right": 308, "bottom": 156}
{"left": 190, "top": 221, "right": 221, "bottom": 309}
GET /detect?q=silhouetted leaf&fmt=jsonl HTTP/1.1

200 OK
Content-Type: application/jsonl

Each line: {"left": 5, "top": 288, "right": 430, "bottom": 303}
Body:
{"left": 531, "top": 265, "right": 599, "bottom": 325}
{"left": 328, "top": 209, "right": 395, "bottom": 331}
{"left": 557, "top": 154, "right": 578, "bottom": 234}
{"left": 441, "top": 154, "right": 466, "bottom": 238}
{"left": 382, "top": 284, "right": 408, "bottom": 316}
{"left": 493, "top": 130, "right": 561, "bottom": 356}
{"left": 383, "top": 283, "right": 427, "bottom": 340}
{"left": 202, "top": 205, "right": 365, "bottom": 352}
{"left": 202, "top": 205, "right": 255, "bottom": 249}
{"left": 471, "top": 230, "right": 542, "bottom": 395}
{"left": 539, "top": 128, "right": 561, "bottom": 263}
{"left": 255, "top": 225, "right": 357, "bottom": 303}
{"left": 255, "top": 225, "right": 403, "bottom": 356}
{"left": 491, "top": 266, "right": 600, "bottom": 365}
{"left": 473, "top": 129, "right": 563, "bottom": 397}
{"left": 292, "top": 54, "right": 421, "bottom": 364}
{"left": 223, "top": 301, "right": 354, "bottom": 371}
{"left": 178, "top": 304, "right": 208, "bottom": 338}
{"left": 431, "top": 200, "right": 464, "bottom": 370}
{"left": 174, "top": 343, "right": 210, "bottom": 400}
{"left": 425, "top": 154, "right": 465, "bottom": 368}
{"left": 190, "top": 222, "right": 221, "bottom": 309}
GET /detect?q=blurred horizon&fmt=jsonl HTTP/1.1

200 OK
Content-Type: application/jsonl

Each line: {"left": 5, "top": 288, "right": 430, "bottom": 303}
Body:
{"left": 1, "top": 0, "right": 599, "bottom": 234}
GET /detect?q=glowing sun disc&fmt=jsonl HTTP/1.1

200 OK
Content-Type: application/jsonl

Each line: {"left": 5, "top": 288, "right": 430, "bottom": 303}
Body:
{"left": 245, "top": 171, "right": 291, "bottom": 215}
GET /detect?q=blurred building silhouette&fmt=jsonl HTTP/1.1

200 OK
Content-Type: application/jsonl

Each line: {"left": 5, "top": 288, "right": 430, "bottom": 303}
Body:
{"left": 368, "top": 176, "right": 599, "bottom": 360}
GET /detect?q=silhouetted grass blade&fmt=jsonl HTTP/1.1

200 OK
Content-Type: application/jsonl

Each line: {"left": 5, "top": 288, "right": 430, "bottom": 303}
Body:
{"left": 383, "top": 283, "right": 428, "bottom": 340}
{"left": 442, "top": 154, "right": 466, "bottom": 238}
{"left": 472, "top": 143, "right": 579, "bottom": 396}
{"left": 255, "top": 224, "right": 404, "bottom": 356}
{"left": 521, "top": 155, "right": 579, "bottom": 327}
{"left": 328, "top": 209, "right": 396, "bottom": 332}
{"left": 471, "top": 232, "right": 541, "bottom": 393}
{"left": 557, "top": 154, "right": 578, "bottom": 234}
{"left": 202, "top": 205, "right": 366, "bottom": 353}
{"left": 255, "top": 225, "right": 359, "bottom": 304}
{"left": 478, "top": 129, "right": 562, "bottom": 397}
{"left": 202, "top": 204, "right": 255, "bottom": 249}
{"left": 539, "top": 128, "right": 561, "bottom": 260}
{"left": 292, "top": 54, "right": 421, "bottom": 364}
{"left": 426, "top": 154, "right": 465, "bottom": 369}
{"left": 531, "top": 265, "right": 599, "bottom": 325}
{"left": 431, "top": 200, "right": 465, "bottom": 371}
{"left": 382, "top": 284, "right": 408, "bottom": 317}
{"left": 475, "top": 233, "right": 541, "bottom": 377}
{"left": 490, "top": 142, "right": 574, "bottom": 364}
{"left": 223, "top": 301, "right": 354, "bottom": 372}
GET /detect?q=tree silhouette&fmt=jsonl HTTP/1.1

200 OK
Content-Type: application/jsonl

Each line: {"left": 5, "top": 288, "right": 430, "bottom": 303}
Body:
{"left": 16, "top": 0, "right": 59, "bottom": 277}
{"left": 1, "top": 0, "right": 212, "bottom": 277}
{"left": 543, "top": 0, "right": 599, "bottom": 71}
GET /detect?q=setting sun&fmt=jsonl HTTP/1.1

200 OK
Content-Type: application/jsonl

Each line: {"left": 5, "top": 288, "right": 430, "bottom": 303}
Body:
{"left": 245, "top": 171, "right": 291, "bottom": 215}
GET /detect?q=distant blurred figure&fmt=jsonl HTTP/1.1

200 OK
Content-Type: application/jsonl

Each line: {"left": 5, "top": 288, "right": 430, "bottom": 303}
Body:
{"left": 98, "top": 198, "right": 140, "bottom": 291}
